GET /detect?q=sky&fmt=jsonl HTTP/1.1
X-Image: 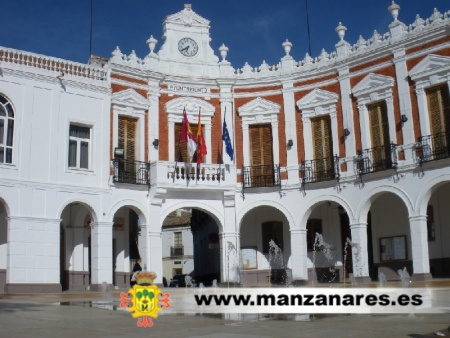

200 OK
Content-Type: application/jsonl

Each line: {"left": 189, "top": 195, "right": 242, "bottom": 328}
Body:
{"left": 0, "top": 1, "right": 449, "bottom": 69}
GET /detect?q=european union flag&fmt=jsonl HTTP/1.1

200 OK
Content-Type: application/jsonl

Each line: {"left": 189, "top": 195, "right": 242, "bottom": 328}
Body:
{"left": 222, "top": 111, "right": 234, "bottom": 161}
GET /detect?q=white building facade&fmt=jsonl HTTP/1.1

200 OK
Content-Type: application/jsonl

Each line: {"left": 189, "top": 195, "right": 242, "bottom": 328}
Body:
{"left": 1, "top": 3, "right": 450, "bottom": 292}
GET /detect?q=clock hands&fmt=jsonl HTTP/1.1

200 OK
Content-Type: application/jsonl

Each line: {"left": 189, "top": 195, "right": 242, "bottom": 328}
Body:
{"left": 181, "top": 46, "right": 190, "bottom": 53}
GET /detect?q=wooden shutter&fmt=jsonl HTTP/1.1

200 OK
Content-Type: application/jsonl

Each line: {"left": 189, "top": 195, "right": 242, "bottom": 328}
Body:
{"left": 312, "top": 116, "right": 333, "bottom": 176}
{"left": 174, "top": 122, "right": 200, "bottom": 163}
{"left": 368, "top": 101, "right": 390, "bottom": 148}
{"left": 118, "top": 116, "right": 137, "bottom": 161}
{"left": 249, "top": 124, "right": 273, "bottom": 166}
{"left": 427, "top": 84, "right": 450, "bottom": 135}
{"left": 312, "top": 116, "right": 332, "bottom": 159}
{"left": 368, "top": 101, "right": 390, "bottom": 168}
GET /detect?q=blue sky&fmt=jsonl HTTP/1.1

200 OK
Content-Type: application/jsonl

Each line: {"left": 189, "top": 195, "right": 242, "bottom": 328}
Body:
{"left": 1, "top": 1, "right": 448, "bottom": 69}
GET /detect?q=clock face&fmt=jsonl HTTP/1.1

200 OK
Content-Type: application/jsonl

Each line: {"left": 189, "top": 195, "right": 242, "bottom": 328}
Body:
{"left": 178, "top": 37, "right": 198, "bottom": 57}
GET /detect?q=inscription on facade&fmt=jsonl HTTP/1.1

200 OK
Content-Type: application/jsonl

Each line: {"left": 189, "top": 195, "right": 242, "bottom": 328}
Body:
{"left": 168, "top": 84, "right": 209, "bottom": 94}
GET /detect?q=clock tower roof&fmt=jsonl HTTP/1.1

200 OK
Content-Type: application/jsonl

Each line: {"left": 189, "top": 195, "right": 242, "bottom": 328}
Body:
{"left": 156, "top": 4, "right": 221, "bottom": 77}
{"left": 164, "top": 4, "right": 210, "bottom": 27}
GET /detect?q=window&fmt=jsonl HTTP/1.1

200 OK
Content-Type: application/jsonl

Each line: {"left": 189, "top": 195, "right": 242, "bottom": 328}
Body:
{"left": 249, "top": 124, "right": 274, "bottom": 187}
{"left": 367, "top": 101, "right": 392, "bottom": 170}
{"left": 262, "top": 221, "right": 283, "bottom": 253}
{"left": 118, "top": 116, "right": 137, "bottom": 161}
{"left": 311, "top": 116, "right": 334, "bottom": 180}
{"left": 427, "top": 205, "right": 435, "bottom": 241}
{"left": 68, "top": 124, "right": 91, "bottom": 169}
{"left": 174, "top": 232, "right": 182, "bottom": 247}
{"left": 306, "top": 219, "right": 323, "bottom": 251}
{"left": 0, "top": 95, "right": 14, "bottom": 164}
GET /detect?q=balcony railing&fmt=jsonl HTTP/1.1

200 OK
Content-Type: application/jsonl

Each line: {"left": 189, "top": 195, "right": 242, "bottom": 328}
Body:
{"left": 150, "top": 161, "right": 236, "bottom": 187}
{"left": 170, "top": 246, "right": 184, "bottom": 257}
{"left": 112, "top": 158, "right": 150, "bottom": 185}
{"left": 416, "top": 132, "right": 450, "bottom": 163}
{"left": 242, "top": 164, "right": 281, "bottom": 189}
{"left": 355, "top": 143, "right": 397, "bottom": 175}
{"left": 300, "top": 156, "right": 340, "bottom": 185}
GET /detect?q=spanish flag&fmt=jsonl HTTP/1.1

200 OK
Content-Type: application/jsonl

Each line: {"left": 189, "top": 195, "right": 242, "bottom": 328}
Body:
{"left": 196, "top": 109, "right": 207, "bottom": 165}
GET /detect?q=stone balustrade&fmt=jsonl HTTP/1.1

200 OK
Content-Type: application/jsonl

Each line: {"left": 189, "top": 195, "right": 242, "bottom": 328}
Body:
{"left": 150, "top": 161, "right": 237, "bottom": 188}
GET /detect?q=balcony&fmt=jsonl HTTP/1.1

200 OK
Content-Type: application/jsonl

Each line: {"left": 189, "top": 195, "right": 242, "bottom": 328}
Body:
{"left": 416, "top": 132, "right": 450, "bottom": 164}
{"left": 112, "top": 158, "right": 150, "bottom": 185}
{"left": 150, "top": 161, "right": 236, "bottom": 188}
{"left": 355, "top": 143, "right": 397, "bottom": 175}
{"left": 170, "top": 245, "right": 184, "bottom": 257}
{"left": 300, "top": 156, "right": 340, "bottom": 185}
{"left": 242, "top": 164, "right": 281, "bottom": 189}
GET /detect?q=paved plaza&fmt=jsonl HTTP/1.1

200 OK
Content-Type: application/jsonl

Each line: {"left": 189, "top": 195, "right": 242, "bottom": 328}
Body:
{"left": 1, "top": 283, "right": 450, "bottom": 338}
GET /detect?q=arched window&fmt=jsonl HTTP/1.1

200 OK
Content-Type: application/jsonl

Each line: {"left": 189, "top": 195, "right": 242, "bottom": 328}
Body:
{"left": 0, "top": 95, "right": 14, "bottom": 164}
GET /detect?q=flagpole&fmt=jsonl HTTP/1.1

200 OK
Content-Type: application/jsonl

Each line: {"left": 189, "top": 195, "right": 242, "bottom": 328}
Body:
{"left": 173, "top": 107, "right": 185, "bottom": 182}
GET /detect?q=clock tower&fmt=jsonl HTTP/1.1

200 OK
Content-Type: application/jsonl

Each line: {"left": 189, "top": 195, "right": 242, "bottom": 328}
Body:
{"left": 156, "top": 4, "right": 220, "bottom": 77}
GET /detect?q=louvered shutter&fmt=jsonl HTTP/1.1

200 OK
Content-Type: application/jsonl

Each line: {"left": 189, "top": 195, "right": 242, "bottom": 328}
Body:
{"left": 427, "top": 86, "right": 444, "bottom": 135}
{"left": 249, "top": 124, "right": 273, "bottom": 186}
{"left": 427, "top": 85, "right": 450, "bottom": 153}
{"left": 368, "top": 101, "right": 390, "bottom": 167}
{"left": 118, "top": 116, "right": 136, "bottom": 161}
{"left": 312, "top": 116, "right": 333, "bottom": 178}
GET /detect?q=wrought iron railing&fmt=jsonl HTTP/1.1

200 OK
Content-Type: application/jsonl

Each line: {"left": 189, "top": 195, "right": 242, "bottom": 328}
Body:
{"left": 300, "top": 156, "right": 340, "bottom": 184}
{"left": 112, "top": 158, "right": 150, "bottom": 185}
{"left": 242, "top": 164, "right": 281, "bottom": 188}
{"left": 416, "top": 132, "right": 450, "bottom": 163}
{"left": 355, "top": 143, "right": 397, "bottom": 175}
{"left": 170, "top": 246, "right": 184, "bottom": 257}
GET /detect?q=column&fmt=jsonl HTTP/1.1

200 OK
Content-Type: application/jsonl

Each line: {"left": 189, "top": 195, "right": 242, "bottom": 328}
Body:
{"left": 302, "top": 118, "right": 313, "bottom": 160}
{"left": 220, "top": 232, "right": 240, "bottom": 285}
{"left": 271, "top": 120, "right": 280, "bottom": 165}
{"left": 147, "top": 230, "right": 163, "bottom": 285}
{"left": 349, "top": 222, "right": 371, "bottom": 283}
{"left": 90, "top": 221, "right": 113, "bottom": 291}
{"left": 330, "top": 111, "right": 340, "bottom": 156}
{"left": 416, "top": 87, "right": 431, "bottom": 137}
{"left": 6, "top": 216, "right": 61, "bottom": 293}
{"left": 393, "top": 48, "right": 415, "bottom": 146}
{"left": 358, "top": 103, "right": 370, "bottom": 150}
{"left": 137, "top": 223, "right": 148, "bottom": 271}
{"left": 168, "top": 121, "right": 175, "bottom": 161}
{"left": 242, "top": 124, "right": 250, "bottom": 166}
{"left": 204, "top": 123, "right": 212, "bottom": 163}
{"left": 282, "top": 81, "right": 300, "bottom": 183}
{"left": 338, "top": 67, "right": 356, "bottom": 156}
{"left": 148, "top": 78, "right": 162, "bottom": 161}
{"left": 409, "top": 215, "right": 432, "bottom": 281}
{"left": 218, "top": 80, "right": 235, "bottom": 165}
{"left": 290, "top": 229, "right": 308, "bottom": 284}
{"left": 222, "top": 193, "right": 239, "bottom": 284}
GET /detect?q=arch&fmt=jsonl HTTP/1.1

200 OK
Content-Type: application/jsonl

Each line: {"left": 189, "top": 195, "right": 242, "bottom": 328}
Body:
{"left": 237, "top": 200, "right": 295, "bottom": 232}
{"left": 160, "top": 201, "right": 224, "bottom": 232}
{"left": 415, "top": 173, "right": 450, "bottom": 216}
{"left": 56, "top": 198, "right": 99, "bottom": 223}
{"left": 0, "top": 195, "right": 11, "bottom": 217}
{"left": 298, "top": 195, "right": 354, "bottom": 229}
{"left": 355, "top": 185, "right": 413, "bottom": 223}
{"left": 108, "top": 199, "right": 148, "bottom": 225}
